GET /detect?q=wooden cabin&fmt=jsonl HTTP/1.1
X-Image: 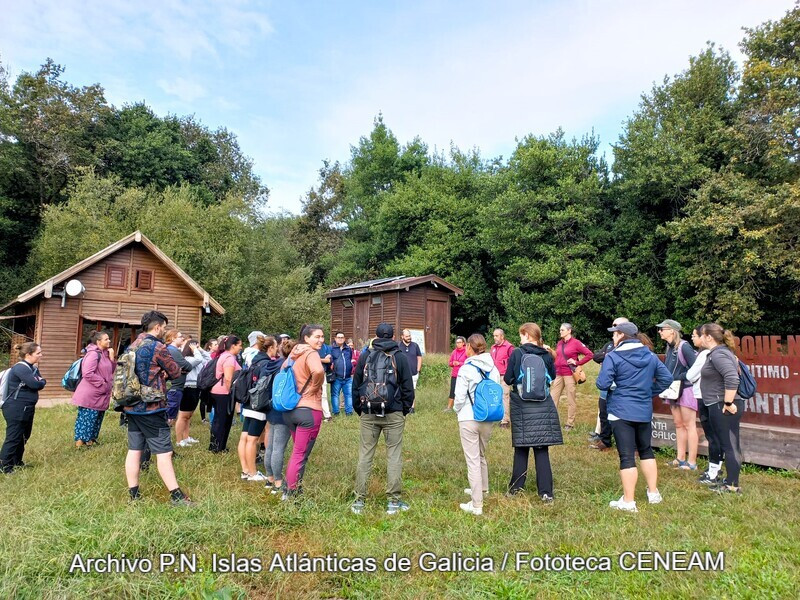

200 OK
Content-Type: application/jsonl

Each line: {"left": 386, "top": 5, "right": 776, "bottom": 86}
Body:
{"left": 0, "top": 231, "right": 224, "bottom": 404}
{"left": 325, "top": 275, "right": 463, "bottom": 354}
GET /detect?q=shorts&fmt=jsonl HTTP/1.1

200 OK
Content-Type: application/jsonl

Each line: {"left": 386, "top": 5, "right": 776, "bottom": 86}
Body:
{"left": 181, "top": 387, "right": 201, "bottom": 412}
{"left": 127, "top": 411, "right": 173, "bottom": 455}
{"left": 671, "top": 385, "right": 698, "bottom": 412}
{"left": 243, "top": 415, "right": 268, "bottom": 437}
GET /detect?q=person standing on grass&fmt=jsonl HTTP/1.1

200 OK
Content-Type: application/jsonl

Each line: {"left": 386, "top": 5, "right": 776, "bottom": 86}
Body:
{"left": 657, "top": 319, "right": 699, "bottom": 471}
{"left": 490, "top": 328, "right": 515, "bottom": 429}
{"left": 238, "top": 335, "right": 280, "bottom": 482}
{"left": 282, "top": 325, "right": 326, "bottom": 500}
{"left": 551, "top": 323, "right": 592, "bottom": 431}
{"left": 596, "top": 321, "right": 673, "bottom": 513}
{"left": 208, "top": 335, "right": 243, "bottom": 454}
{"left": 347, "top": 338, "right": 360, "bottom": 377}
{"left": 686, "top": 327, "right": 718, "bottom": 486}
{"left": 121, "top": 311, "right": 191, "bottom": 505}
{"left": 197, "top": 338, "right": 218, "bottom": 424}
{"left": 454, "top": 333, "right": 500, "bottom": 516}
{"left": 399, "top": 329, "right": 422, "bottom": 413}
{"left": 0, "top": 343, "right": 46, "bottom": 473}
{"left": 589, "top": 317, "right": 629, "bottom": 451}
{"left": 330, "top": 331, "right": 354, "bottom": 417}
{"left": 71, "top": 330, "right": 114, "bottom": 448}
{"left": 241, "top": 331, "right": 266, "bottom": 368}
{"left": 317, "top": 335, "right": 334, "bottom": 423}
{"left": 351, "top": 323, "right": 415, "bottom": 515}
{"left": 697, "top": 323, "right": 744, "bottom": 495}
{"left": 504, "top": 323, "right": 562, "bottom": 502}
{"left": 265, "top": 338, "right": 297, "bottom": 495}
{"left": 164, "top": 330, "right": 204, "bottom": 429}
{"left": 445, "top": 337, "right": 468, "bottom": 412}
{"left": 178, "top": 340, "right": 212, "bottom": 445}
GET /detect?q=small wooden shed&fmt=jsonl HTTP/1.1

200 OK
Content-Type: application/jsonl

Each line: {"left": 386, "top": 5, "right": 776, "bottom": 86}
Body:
{"left": 0, "top": 231, "right": 224, "bottom": 403}
{"left": 325, "top": 275, "right": 463, "bottom": 354}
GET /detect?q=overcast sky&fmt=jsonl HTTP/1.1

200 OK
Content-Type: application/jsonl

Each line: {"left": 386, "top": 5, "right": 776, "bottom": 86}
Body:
{"left": 0, "top": 0, "right": 792, "bottom": 213}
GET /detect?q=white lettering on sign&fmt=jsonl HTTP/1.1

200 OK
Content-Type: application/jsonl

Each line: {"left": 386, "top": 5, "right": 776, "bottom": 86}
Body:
{"left": 746, "top": 393, "right": 800, "bottom": 418}
{"left": 651, "top": 420, "right": 677, "bottom": 442}
{"left": 747, "top": 364, "right": 791, "bottom": 379}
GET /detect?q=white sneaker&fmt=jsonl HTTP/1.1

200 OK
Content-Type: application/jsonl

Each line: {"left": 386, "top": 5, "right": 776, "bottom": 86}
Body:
{"left": 247, "top": 471, "right": 268, "bottom": 482}
{"left": 241, "top": 472, "right": 250, "bottom": 480}
{"left": 177, "top": 439, "right": 192, "bottom": 448}
{"left": 185, "top": 437, "right": 200, "bottom": 445}
{"left": 647, "top": 489, "right": 663, "bottom": 504}
{"left": 609, "top": 496, "right": 638, "bottom": 512}
{"left": 459, "top": 501, "right": 483, "bottom": 516}
{"left": 464, "top": 488, "right": 489, "bottom": 496}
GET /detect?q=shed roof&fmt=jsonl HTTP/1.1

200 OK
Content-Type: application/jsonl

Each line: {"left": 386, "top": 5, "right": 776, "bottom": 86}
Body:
{"left": 0, "top": 231, "right": 225, "bottom": 314}
{"left": 325, "top": 275, "right": 463, "bottom": 299}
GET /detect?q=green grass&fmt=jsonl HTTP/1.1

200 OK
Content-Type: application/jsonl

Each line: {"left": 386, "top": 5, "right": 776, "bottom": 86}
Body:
{"left": 1, "top": 356, "right": 798, "bottom": 599}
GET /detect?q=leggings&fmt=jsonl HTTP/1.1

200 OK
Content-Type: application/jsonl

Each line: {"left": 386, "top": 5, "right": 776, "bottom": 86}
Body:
{"left": 74, "top": 407, "right": 106, "bottom": 442}
{"left": 610, "top": 419, "right": 654, "bottom": 470}
{"left": 509, "top": 446, "right": 553, "bottom": 496}
{"left": 697, "top": 401, "right": 720, "bottom": 466}
{"left": 284, "top": 408, "right": 322, "bottom": 491}
{"left": 209, "top": 392, "right": 234, "bottom": 452}
{"left": 706, "top": 400, "right": 743, "bottom": 486}
{"left": 264, "top": 422, "right": 291, "bottom": 481}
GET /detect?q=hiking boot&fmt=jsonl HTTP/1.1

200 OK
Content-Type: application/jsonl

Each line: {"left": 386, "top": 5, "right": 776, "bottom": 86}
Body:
{"left": 350, "top": 499, "right": 365, "bottom": 515}
{"left": 609, "top": 496, "right": 638, "bottom": 512}
{"left": 386, "top": 500, "right": 410, "bottom": 515}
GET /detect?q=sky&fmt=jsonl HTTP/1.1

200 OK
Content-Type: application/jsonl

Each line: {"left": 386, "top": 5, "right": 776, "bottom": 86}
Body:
{"left": 0, "top": 0, "right": 793, "bottom": 214}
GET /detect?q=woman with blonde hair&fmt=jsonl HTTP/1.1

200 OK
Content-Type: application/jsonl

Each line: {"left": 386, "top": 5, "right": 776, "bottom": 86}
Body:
{"left": 504, "top": 323, "right": 562, "bottom": 502}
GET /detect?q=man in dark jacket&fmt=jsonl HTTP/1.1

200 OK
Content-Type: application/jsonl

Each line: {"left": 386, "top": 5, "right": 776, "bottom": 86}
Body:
{"left": 589, "top": 317, "right": 629, "bottom": 451}
{"left": 330, "top": 331, "right": 354, "bottom": 416}
{"left": 351, "top": 323, "right": 414, "bottom": 515}
{"left": 123, "top": 311, "right": 192, "bottom": 506}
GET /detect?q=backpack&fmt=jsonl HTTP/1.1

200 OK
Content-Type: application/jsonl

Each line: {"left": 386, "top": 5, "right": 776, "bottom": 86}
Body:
{"left": 359, "top": 349, "right": 399, "bottom": 416}
{"left": 271, "top": 358, "right": 311, "bottom": 412}
{"left": 62, "top": 357, "right": 84, "bottom": 392}
{"left": 232, "top": 363, "right": 257, "bottom": 405}
{"left": 196, "top": 357, "right": 222, "bottom": 392}
{"left": 111, "top": 345, "right": 165, "bottom": 411}
{"left": 249, "top": 369, "right": 277, "bottom": 412}
{"left": 0, "top": 364, "right": 25, "bottom": 408}
{"left": 517, "top": 352, "right": 551, "bottom": 401}
{"left": 467, "top": 364, "right": 504, "bottom": 422}
{"left": 737, "top": 360, "right": 757, "bottom": 400}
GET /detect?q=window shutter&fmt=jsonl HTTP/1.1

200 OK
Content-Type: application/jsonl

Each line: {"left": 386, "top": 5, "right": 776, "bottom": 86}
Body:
{"left": 135, "top": 269, "right": 153, "bottom": 291}
{"left": 105, "top": 265, "right": 128, "bottom": 289}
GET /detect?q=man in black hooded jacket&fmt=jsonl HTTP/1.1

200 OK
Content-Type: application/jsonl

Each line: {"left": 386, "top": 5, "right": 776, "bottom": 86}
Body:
{"left": 351, "top": 323, "right": 414, "bottom": 515}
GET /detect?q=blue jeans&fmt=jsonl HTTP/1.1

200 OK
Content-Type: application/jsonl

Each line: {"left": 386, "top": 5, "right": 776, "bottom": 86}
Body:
{"left": 331, "top": 378, "right": 353, "bottom": 415}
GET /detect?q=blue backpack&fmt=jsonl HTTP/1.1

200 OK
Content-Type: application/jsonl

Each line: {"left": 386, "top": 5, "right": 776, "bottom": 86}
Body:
{"left": 737, "top": 360, "right": 757, "bottom": 400}
{"left": 271, "top": 358, "right": 311, "bottom": 412}
{"left": 467, "top": 364, "right": 505, "bottom": 422}
{"left": 62, "top": 357, "right": 84, "bottom": 391}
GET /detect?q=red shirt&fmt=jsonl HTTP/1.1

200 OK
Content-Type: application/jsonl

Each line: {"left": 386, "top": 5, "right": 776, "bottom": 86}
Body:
{"left": 554, "top": 337, "right": 593, "bottom": 376}
{"left": 490, "top": 340, "right": 515, "bottom": 375}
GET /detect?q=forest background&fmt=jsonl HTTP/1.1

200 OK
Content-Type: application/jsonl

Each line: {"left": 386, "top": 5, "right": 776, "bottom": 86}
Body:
{"left": 0, "top": 6, "right": 798, "bottom": 349}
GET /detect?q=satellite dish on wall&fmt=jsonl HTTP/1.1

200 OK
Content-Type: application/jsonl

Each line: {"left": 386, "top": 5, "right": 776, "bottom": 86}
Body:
{"left": 65, "top": 279, "right": 85, "bottom": 297}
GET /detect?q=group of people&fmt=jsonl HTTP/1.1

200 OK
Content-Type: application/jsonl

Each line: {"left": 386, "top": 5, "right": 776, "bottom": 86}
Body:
{"left": 0, "top": 310, "right": 746, "bottom": 516}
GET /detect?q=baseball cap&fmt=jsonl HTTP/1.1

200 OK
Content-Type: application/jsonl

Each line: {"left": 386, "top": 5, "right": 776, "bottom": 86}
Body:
{"left": 375, "top": 323, "right": 394, "bottom": 339}
{"left": 247, "top": 330, "right": 265, "bottom": 346}
{"left": 607, "top": 322, "right": 639, "bottom": 336}
{"left": 655, "top": 319, "right": 682, "bottom": 332}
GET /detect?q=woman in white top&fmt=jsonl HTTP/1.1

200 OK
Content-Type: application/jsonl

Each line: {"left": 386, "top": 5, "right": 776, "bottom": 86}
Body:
{"left": 686, "top": 327, "right": 719, "bottom": 485}
{"left": 453, "top": 333, "right": 501, "bottom": 516}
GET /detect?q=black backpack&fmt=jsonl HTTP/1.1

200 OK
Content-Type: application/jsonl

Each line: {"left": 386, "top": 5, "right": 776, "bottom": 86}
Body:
{"left": 196, "top": 357, "right": 221, "bottom": 392}
{"left": 232, "top": 363, "right": 259, "bottom": 405}
{"left": 359, "top": 349, "right": 399, "bottom": 416}
{"left": 517, "top": 353, "right": 551, "bottom": 401}
{"left": 249, "top": 369, "right": 277, "bottom": 412}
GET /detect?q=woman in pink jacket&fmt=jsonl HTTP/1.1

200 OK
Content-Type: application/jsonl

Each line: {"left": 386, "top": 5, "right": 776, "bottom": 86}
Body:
{"left": 71, "top": 330, "right": 115, "bottom": 447}
{"left": 445, "top": 337, "right": 468, "bottom": 412}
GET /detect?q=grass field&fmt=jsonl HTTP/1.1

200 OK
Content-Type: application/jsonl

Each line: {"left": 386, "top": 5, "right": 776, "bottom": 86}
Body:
{"left": 1, "top": 355, "right": 798, "bottom": 599}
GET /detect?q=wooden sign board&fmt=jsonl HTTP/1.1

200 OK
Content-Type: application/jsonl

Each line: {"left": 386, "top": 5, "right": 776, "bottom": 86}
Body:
{"left": 651, "top": 335, "right": 800, "bottom": 470}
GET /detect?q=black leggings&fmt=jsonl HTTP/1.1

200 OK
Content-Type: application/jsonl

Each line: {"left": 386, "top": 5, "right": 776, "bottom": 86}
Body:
{"left": 706, "top": 400, "right": 743, "bottom": 486}
{"left": 509, "top": 446, "right": 553, "bottom": 496}
{"left": 610, "top": 419, "right": 654, "bottom": 470}
{"left": 697, "top": 401, "right": 719, "bottom": 465}
{"left": 209, "top": 393, "right": 234, "bottom": 453}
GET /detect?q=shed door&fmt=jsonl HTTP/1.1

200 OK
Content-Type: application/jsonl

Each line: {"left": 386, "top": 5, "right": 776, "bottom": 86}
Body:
{"left": 425, "top": 300, "right": 448, "bottom": 353}
{"left": 354, "top": 298, "right": 370, "bottom": 347}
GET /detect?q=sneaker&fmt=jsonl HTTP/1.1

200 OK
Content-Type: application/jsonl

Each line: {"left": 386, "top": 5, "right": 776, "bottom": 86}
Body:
{"left": 459, "top": 501, "right": 482, "bottom": 515}
{"left": 588, "top": 432, "right": 600, "bottom": 441}
{"left": 386, "top": 500, "right": 410, "bottom": 515}
{"left": 500, "top": 421, "right": 510, "bottom": 429}
{"left": 247, "top": 471, "right": 268, "bottom": 482}
{"left": 609, "top": 496, "right": 638, "bottom": 512}
{"left": 323, "top": 417, "right": 332, "bottom": 423}
{"left": 171, "top": 496, "right": 196, "bottom": 507}
{"left": 177, "top": 439, "right": 192, "bottom": 448}
{"left": 588, "top": 440, "right": 611, "bottom": 451}
{"left": 408, "top": 408, "right": 415, "bottom": 414}
{"left": 540, "top": 493, "right": 554, "bottom": 503}
{"left": 647, "top": 489, "right": 663, "bottom": 504}
{"left": 464, "top": 488, "right": 489, "bottom": 496}
{"left": 185, "top": 437, "right": 200, "bottom": 445}
{"left": 281, "top": 489, "right": 302, "bottom": 502}
{"left": 698, "top": 472, "right": 721, "bottom": 486}
{"left": 202, "top": 418, "right": 209, "bottom": 425}
{"left": 241, "top": 472, "right": 250, "bottom": 480}
{"left": 350, "top": 499, "right": 365, "bottom": 515}
{"left": 563, "top": 424, "right": 574, "bottom": 432}
{"left": 712, "top": 483, "right": 742, "bottom": 495}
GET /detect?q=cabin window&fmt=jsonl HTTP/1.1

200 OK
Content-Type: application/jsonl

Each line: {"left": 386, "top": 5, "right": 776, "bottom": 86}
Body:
{"left": 134, "top": 269, "right": 154, "bottom": 292}
{"left": 105, "top": 265, "right": 128, "bottom": 290}
{"left": 372, "top": 296, "right": 382, "bottom": 305}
